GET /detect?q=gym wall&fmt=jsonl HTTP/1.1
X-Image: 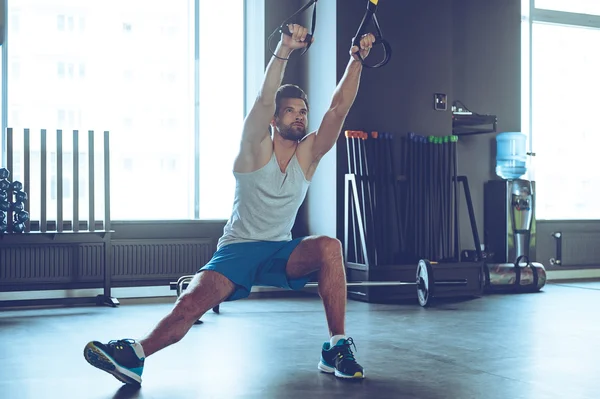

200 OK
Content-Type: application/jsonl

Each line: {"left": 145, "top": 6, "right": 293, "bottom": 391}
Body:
{"left": 295, "top": 0, "right": 522, "bottom": 259}
{"left": 451, "top": 0, "right": 521, "bottom": 260}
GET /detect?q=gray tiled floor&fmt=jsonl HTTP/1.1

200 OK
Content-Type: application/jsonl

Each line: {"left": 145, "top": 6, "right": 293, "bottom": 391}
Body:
{"left": 1, "top": 281, "right": 599, "bottom": 399}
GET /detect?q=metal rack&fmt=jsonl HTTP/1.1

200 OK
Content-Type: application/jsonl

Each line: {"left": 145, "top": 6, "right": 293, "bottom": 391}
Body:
{"left": 0, "top": 127, "right": 117, "bottom": 308}
{"left": 342, "top": 131, "right": 484, "bottom": 303}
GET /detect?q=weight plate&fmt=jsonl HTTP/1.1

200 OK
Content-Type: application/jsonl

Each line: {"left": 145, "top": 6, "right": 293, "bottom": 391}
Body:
{"left": 417, "top": 259, "right": 432, "bottom": 307}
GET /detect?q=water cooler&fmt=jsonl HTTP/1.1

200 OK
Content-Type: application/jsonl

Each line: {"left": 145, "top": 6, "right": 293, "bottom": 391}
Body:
{"left": 482, "top": 132, "right": 547, "bottom": 292}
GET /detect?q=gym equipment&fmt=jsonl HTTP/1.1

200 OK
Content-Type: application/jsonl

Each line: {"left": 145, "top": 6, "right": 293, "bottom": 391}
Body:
{"left": 268, "top": 0, "right": 318, "bottom": 60}
{"left": 267, "top": 0, "right": 392, "bottom": 68}
{"left": 169, "top": 259, "right": 474, "bottom": 313}
{"left": 15, "top": 191, "right": 27, "bottom": 202}
{"left": 14, "top": 210, "right": 29, "bottom": 223}
{"left": 483, "top": 255, "right": 546, "bottom": 293}
{"left": 0, "top": 167, "right": 30, "bottom": 234}
{"left": 10, "top": 181, "right": 23, "bottom": 192}
{"left": 342, "top": 130, "right": 485, "bottom": 304}
{"left": 351, "top": 0, "right": 392, "bottom": 68}
{"left": 1, "top": 127, "right": 116, "bottom": 308}
{"left": 346, "top": 131, "right": 460, "bottom": 265}
{"left": 12, "top": 223, "right": 25, "bottom": 233}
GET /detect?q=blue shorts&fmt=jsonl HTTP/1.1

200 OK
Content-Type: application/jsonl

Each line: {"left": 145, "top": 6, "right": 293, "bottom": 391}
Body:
{"left": 198, "top": 237, "right": 313, "bottom": 302}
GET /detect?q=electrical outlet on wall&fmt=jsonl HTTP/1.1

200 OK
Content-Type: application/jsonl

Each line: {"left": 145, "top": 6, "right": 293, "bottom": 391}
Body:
{"left": 434, "top": 93, "right": 447, "bottom": 111}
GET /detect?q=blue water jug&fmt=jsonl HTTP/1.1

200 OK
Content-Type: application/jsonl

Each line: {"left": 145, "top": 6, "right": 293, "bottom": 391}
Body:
{"left": 495, "top": 132, "right": 527, "bottom": 180}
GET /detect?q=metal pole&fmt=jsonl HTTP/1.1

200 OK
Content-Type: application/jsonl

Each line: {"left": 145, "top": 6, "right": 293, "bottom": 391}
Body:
{"left": 57, "top": 129, "right": 63, "bottom": 232}
{"left": 1, "top": 0, "right": 8, "bottom": 167}
{"left": 73, "top": 130, "right": 79, "bottom": 231}
{"left": 194, "top": 0, "right": 200, "bottom": 219}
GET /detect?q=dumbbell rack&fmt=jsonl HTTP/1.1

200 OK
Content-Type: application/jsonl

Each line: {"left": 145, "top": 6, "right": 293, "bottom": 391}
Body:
{"left": 0, "top": 127, "right": 117, "bottom": 309}
{"left": 342, "top": 130, "right": 484, "bottom": 304}
{"left": 343, "top": 172, "right": 483, "bottom": 304}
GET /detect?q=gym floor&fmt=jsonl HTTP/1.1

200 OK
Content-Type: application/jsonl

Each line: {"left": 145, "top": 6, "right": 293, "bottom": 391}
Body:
{"left": 1, "top": 281, "right": 599, "bottom": 399}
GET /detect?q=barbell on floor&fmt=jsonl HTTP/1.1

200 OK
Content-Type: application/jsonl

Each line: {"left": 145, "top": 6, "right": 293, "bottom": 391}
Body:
{"left": 169, "top": 259, "right": 468, "bottom": 308}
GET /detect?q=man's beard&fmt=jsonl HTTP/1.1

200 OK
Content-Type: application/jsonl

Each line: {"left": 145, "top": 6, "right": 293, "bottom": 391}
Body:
{"left": 277, "top": 121, "right": 307, "bottom": 142}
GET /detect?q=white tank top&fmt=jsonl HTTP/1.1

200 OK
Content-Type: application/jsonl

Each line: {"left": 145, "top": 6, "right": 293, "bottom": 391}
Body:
{"left": 217, "top": 152, "right": 311, "bottom": 249}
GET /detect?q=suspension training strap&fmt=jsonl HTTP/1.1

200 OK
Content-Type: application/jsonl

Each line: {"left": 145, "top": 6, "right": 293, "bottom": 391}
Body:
{"left": 267, "top": 0, "right": 319, "bottom": 61}
{"left": 352, "top": 0, "right": 392, "bottom": 68}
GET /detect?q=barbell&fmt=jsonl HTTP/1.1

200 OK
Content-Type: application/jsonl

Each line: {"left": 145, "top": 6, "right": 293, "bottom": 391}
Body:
{"left": 169, "top": 259, "right": 468, "bottom": 308}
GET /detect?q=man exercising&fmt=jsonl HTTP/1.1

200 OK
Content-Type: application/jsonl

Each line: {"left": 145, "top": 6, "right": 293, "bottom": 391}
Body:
{"left": 83, "top": 24, "right": 374, "bottom": 385}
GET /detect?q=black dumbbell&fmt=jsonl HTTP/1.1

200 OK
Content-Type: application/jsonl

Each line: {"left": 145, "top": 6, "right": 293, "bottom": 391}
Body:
{"left": 0, "top": 219, "right": 7, "bottom": 233}
{"left": 0, "top": 200, "right": 10, "bottom": 212}
{"left": 14, "top": 210, "right": 29, "bottom": 223}
{"left": 11, "top": 181, "right": 23, "bottom": 192}
{"left": 0, "top": 190, "right": 7, "bottom": 201}
{"left": 0, "top": 210, "right": 5, "bottom": 222}
{"left": 12, "top": 222, "right": 25, "bottom": 233}
{"left": 15, "top": 190, "right": 28, "bottom": 202}
{"left": 11, "top": 202, "right": 24, "bottom": 212}
{"left": 0, "top": 179, "right": 9, "bottom": 191}
{"left": 0, "top": 168, "right": 8, "bottom": 179}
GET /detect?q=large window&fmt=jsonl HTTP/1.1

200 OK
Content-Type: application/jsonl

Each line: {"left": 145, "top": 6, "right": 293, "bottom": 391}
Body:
{"left": 522, "top": 1, "right": 600, "bottom": 220}
{"left": 535, "top": 0, "right": 600, "bottom": 16}
{"left": 2, "top": 0, "right": 246, "bottom": 221}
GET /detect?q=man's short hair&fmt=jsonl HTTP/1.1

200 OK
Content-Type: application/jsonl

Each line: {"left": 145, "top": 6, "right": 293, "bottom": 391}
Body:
{"left": 275, "top": 84, "right": 309, "bottom": 116}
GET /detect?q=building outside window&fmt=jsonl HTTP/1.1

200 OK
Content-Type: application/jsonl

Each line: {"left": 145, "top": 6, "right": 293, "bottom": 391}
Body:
{"left": 522, "top": 0, "right": 600, "bottom": 220}
{"left": 1, "top": 0, "right": 246, "bottom": 222}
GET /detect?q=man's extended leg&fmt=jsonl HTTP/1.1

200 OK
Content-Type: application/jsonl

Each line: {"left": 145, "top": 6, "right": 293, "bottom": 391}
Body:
{"left": 83, "top": 270, "right": 235, "bottom": 385}
{"left": 139, "top": 270, "right": 235, "bottom": 356}
{"left": 285, "top": 235, "right": 364, "bottom": 379}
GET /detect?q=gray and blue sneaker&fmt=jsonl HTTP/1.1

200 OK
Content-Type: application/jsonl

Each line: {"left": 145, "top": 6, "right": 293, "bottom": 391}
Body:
{"left": 318, "top": 337, "right": 365, "bottom": 379}
{"left": 84, "top": 339, "right": 145, "bottom": 385}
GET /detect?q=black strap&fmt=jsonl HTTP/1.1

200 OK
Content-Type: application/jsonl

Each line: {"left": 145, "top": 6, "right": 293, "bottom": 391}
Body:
{"left": 517, "top": 256, "right": 539, "bottom": 289}
{"left": 514, "top": 255, "right": 530, "bottom": 287}
{"left": 267, "top": 0, "right": 319, "bottom": 61}
{"left": 352, "top": 0, "right": 392, "bottom": 68}
{"left": 531, "top": 262, "right": 539, "bottom": 288}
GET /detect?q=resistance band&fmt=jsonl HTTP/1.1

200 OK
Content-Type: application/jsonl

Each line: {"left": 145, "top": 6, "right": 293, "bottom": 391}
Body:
{"left": 267, "top": 0, "right": 319, "bottom": 61}
{"left": 352, "top": 0, "right": 392, "bottom": 68}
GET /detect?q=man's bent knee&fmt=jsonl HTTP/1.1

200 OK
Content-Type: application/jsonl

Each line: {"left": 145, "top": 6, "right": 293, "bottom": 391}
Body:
{"left": 175, "top": 270, "right": 234, "bottom": 320}
{"left": 312, "top": 236, "right": 343, "bottom": 259}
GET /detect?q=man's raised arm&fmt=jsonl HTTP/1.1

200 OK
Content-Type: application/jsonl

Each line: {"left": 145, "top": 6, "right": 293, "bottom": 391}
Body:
{"left": 308, "top": 33, "right": 375, "bottom": 162}
{"left": 240, "top": 24, "right": 312, "bottom": 152}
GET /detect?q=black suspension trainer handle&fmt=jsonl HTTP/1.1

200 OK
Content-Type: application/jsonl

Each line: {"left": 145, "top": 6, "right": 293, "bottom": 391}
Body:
{"left": 352, "top": 0, "right": 392, "bottom": 68}
{"left": 268, "top": 0, "right": 319, "bottom": 60}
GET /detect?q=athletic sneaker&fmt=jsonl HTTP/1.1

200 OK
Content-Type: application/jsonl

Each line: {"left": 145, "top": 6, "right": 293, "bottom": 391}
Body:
{"left": 318, "top": 337, "right": 365, "bottom": 379}
{"left": 83, "top": 339, "right": 145, "bottom": 385}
